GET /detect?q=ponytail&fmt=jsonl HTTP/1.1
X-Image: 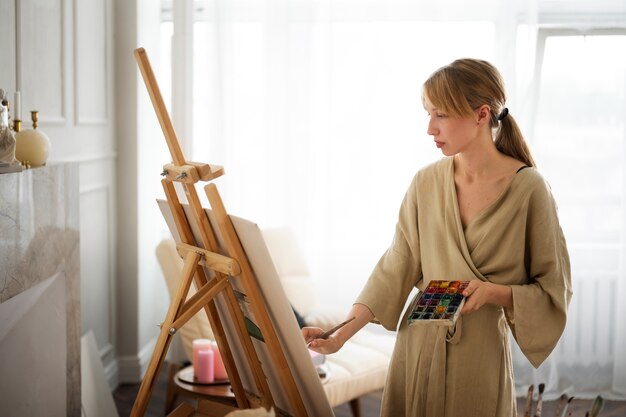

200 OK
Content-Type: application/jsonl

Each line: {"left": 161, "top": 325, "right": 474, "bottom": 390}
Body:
{"left": 494, "top": 112, "right": 536, "bottom": 167}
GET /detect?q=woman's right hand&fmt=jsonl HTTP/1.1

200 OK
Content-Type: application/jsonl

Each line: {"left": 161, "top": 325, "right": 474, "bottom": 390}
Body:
{"left": 301, "top": 304, "right": 374, "bottom": 355}
{"left": 301, "top": 326, "right": 343, "bottom": 355}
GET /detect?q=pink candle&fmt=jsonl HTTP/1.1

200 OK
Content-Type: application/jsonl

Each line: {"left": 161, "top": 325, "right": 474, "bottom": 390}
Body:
{"left": 212, "top": 341, "right": 228, "bottom": 380}
{"left": 192, "top": 339, "right": 213, "bottom": 378}
{"left": 196, "top": 348, "right": 214, "bottom": 383}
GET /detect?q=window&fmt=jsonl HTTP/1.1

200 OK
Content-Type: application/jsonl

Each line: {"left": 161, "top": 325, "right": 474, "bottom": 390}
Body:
{"left": 518, "top": 30, "right": 626, "bottom": 393}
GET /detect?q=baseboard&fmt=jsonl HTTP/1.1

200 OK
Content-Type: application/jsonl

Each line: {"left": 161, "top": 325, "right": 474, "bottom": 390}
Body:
{"left": 115, "top": 337, "right": 157, "bottom": 385}
{"left": 103, "top": 356, "right": 119, "bottom": 390}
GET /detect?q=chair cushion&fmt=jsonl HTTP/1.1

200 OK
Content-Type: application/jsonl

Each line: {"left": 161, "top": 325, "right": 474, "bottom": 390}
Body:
{"left": 322, "top": 330, "right": 395, "bottom": 407}
{"left": 279, "top": 275, "right": 319, "bottom": 316}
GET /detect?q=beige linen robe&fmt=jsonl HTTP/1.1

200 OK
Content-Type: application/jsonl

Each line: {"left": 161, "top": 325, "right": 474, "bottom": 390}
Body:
{"left": 356, "top": 157, "right": 572, "bottom": 417}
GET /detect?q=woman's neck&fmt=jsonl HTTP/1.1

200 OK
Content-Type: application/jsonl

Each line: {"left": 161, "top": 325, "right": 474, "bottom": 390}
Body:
{"left": 453, "top": 136, "right": 503, "bottom": 180}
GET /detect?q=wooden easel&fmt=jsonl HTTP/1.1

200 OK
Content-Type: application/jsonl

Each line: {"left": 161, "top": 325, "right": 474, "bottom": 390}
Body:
{"left": 130, "top": 47, "right": 309, "bottom": 417}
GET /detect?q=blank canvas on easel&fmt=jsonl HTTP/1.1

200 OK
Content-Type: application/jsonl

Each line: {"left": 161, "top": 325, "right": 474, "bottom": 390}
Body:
{"left": 158, "top": 199, "right": 335, "bottom": 417}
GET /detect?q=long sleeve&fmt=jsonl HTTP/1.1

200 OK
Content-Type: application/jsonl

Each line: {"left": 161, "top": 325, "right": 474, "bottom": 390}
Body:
{"left": 505, "top": 176, "right": 572, "bottom": 368}
{"left": 355, "top": 174, "right": 423, "bottom": 331}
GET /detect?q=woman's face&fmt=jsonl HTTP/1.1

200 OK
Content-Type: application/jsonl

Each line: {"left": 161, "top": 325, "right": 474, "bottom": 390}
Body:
{"left": 423, "top": 96, "right": 480, "bottom": 156}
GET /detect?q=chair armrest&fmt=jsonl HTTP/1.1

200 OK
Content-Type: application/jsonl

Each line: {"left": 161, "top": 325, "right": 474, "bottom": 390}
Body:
{"left": 304, "top": 306, "right": 348, "bottom": 330}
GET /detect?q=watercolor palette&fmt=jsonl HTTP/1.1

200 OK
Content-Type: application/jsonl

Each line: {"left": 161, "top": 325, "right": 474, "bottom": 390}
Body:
{"left": 408, "top": 280, "right": 470, "bottom": 326}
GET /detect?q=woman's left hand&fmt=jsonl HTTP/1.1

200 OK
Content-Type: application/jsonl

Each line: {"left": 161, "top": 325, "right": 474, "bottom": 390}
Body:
{"left": 461, "top": 280, "right": 514, "bottom": 313}
{"left": 460, "top": 280, "right": 493, "bottom": 314}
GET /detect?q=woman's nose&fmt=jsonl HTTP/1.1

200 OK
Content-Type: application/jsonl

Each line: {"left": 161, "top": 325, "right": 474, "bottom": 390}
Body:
{"left": 427, "top": 118, "right": 437, "bottom": 136}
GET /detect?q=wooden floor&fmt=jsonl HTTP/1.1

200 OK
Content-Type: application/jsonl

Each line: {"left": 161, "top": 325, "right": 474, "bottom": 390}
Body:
{"left": 113, "top": 362, "right": 626, "bottom": 417}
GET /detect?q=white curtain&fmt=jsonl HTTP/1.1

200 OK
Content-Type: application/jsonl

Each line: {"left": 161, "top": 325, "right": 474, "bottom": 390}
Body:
{"left": 510, "top": 28, "right": 626, "bottom": 400}
{"left": 159, "top": 0, "right": 626, "bottom": 401}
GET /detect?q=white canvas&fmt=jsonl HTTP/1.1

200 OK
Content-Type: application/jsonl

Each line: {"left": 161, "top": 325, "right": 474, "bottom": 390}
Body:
{"left": 157, "top": 199, "right": 334, "bottom": 417}
{"left": 81, "top": 330, "right": 119, "bottom": 417}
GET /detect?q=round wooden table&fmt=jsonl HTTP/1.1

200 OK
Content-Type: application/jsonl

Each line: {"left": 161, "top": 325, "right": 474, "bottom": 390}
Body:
{"left": 166, "top": 364, "right": 237, "bottom": 414}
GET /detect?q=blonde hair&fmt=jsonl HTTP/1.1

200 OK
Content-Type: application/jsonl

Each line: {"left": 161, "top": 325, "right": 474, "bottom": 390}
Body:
{"left": 422, "top": 58, "right": 536, "bottom": 167}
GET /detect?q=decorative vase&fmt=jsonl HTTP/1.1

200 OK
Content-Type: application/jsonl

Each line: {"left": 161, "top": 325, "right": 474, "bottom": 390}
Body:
{"left": 15, "top": 110, "right": 51, "bottom": 167}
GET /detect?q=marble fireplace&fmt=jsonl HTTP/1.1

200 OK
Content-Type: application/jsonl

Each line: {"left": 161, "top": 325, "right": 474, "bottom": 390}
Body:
{"left": 0, "top": 163, "right": 80, "bottom": 416}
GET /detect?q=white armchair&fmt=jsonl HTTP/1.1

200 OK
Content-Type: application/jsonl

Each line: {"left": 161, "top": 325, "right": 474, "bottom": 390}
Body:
{"left": 260, "top": 228, "right": 395, "bottom": 414}
{"left": 156, "top": 228, "right": 395, "bottom": 416}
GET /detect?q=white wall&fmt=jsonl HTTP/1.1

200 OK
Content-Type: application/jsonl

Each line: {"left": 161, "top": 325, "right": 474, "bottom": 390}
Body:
{"left": 1, "top": 0, "right": 119, "bottom": 386}
{"left": 2, "top": 0, "right": 172, "bottom": 391}
{"left": 114, "top": 0, "right": 172, "bottom": 385}
{"left": 2, "top": 0, "right": 121, "bottom": 387}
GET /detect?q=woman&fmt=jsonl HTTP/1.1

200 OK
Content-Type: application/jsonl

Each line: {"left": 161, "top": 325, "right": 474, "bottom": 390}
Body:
{"left": 303, "top": 58, "right": 572, "bottom": 417}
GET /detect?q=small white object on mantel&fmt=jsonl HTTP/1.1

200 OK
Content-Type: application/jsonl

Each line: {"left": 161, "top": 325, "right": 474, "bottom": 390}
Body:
{"left": 0, "top": 126, "right": 20, "bottom": 168}
{"left": 0, "top": 90, "right": 21, "bottom": 170}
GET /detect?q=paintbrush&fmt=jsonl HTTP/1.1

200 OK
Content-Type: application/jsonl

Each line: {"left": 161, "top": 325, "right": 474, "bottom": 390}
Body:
{"left": 533, "top": 383, "right": 545, "bottom": 417}
{"left": 558, "top": 396, "right": 574, "bottom": 417}
{"left": 523, "top": 384, "right": 534, "bottom": 417}
{"left": 553, "top": 393, "right": 568, "bottom": 417}
{"left": 588, "top": 395, "right": 604, "bottom": 417}
{"left": 306, "top": 317, "right": 356, "bottom": 347}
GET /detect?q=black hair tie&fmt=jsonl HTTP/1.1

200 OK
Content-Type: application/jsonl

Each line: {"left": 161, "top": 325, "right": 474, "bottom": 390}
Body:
{"left": 497, "top": 107, "right": 509, "bottom": 121}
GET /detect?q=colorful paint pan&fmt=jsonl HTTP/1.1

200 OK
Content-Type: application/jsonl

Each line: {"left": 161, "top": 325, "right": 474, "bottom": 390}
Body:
{"left": 408, "top": 280, "right": 469, "bottom": 326}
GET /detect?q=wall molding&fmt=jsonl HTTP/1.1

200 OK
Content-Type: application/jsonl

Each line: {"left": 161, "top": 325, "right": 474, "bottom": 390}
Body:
{"left": 16, "top": 0, "right": 68, "bottom": 125}
{"left": 73, "top": 0, "right": 109, "bottom": 127}
{"left": 54, "top": 152, "right": 117, "bottom": 165}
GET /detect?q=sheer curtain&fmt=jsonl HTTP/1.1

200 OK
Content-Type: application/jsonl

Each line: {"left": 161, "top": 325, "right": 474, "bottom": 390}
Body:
{"left": 511, "top": 29, "right": 626, "bottom": 400}
{"left": 158, "top": 0, "right": 626, "bottom": 400}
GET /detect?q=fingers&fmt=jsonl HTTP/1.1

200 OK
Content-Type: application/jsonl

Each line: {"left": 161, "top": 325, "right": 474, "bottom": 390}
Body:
{"left": 301, "top": 326, "right": 323, "bottom": 341}
{"left": 461, "top": 280, "right": 483, "bottom": 314}
{"left": 307, "top": 336, "right": 340, "bottom": 354}
{"left": 301, "top": 326, "right": 340, "bottom": 354}
{"left": 460, "top": 300, "right": 477, "bottom": 314}
{"left": 462, "top": 280, "right": 479, "bottom": 297}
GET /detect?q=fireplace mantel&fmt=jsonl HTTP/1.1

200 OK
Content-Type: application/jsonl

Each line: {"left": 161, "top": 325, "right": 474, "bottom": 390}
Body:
{"left": 0, "top": 163, "right": 80, "bottom": 416}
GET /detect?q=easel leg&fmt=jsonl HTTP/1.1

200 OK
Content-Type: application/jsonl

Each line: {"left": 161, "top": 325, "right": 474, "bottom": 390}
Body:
{"left": 131, "top": 251, "right": 201, "bottom": 417}
{"left": 130, "top": 314, "right": 176, "bottom": 416}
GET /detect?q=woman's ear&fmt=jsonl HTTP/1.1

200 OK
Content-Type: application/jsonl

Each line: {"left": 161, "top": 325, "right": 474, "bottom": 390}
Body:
{"left": 476, "top": 104, "right": 491, "bottom": 124}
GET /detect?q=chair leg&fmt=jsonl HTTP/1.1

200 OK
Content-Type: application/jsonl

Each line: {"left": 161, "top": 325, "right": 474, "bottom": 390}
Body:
{"left": 349, "top": 398, "right": 362, "bottom": 417}
{"left": 165, "top": 362, "right": 182, "bottom": 414}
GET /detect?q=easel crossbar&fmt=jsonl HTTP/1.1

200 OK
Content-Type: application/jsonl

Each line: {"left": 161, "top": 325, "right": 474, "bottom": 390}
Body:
{"left": 170, "top": 278, "right": 229, "bottom": 332}
{"left": 176, "top": 242, "right": 241, "bottom": 276}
